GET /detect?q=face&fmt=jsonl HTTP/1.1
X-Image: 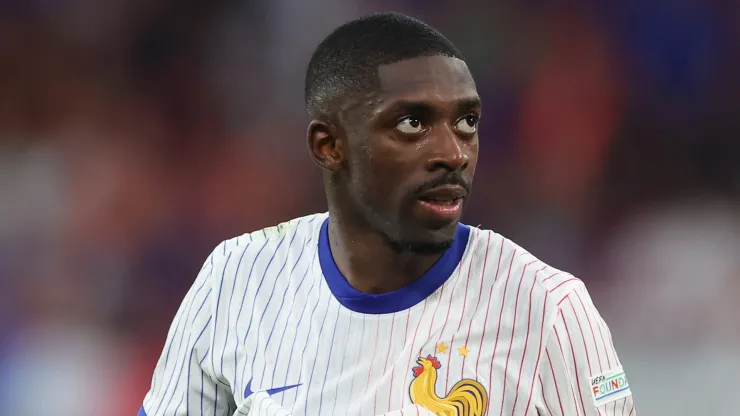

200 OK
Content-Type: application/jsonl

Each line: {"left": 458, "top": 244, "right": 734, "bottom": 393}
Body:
{"left": 310, "top": 55, "right": 480, "bottom": 254}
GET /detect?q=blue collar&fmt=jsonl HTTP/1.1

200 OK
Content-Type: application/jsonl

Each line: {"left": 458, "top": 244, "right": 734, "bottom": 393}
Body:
{"left": 318, "top": 218, "right": 470, "bottom": 314}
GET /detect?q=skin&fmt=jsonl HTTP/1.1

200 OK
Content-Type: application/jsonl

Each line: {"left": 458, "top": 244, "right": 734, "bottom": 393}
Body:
{"left": 307, "top": 55, "right": 481, "bottom": 294}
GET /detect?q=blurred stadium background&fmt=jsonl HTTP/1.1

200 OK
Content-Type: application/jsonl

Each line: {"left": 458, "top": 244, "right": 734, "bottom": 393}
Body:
{"left": 1, "top": 0, "right": 739, "bottom": 415}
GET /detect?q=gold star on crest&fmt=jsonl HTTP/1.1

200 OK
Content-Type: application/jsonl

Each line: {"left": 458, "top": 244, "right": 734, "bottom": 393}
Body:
{"left": 458, "top": 346, "right": 469, "bottom": 356}
{"left": 436, "top": 343, "right": 448, "bottom": 354}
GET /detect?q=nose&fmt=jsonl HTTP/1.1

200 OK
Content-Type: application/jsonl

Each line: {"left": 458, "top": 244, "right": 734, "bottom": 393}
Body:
{"left": 425, "top": 130, "right": 470, "bottom": 172}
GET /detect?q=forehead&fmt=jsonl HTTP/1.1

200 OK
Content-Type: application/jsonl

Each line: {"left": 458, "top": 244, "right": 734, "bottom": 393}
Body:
{"left": 375, "top": 55, "right": 477, "bottom": 105}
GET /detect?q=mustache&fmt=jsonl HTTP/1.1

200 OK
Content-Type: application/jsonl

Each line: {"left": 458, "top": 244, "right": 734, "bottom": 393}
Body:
{"left": 414, "top": 172, "right": 471, "bottom": 195}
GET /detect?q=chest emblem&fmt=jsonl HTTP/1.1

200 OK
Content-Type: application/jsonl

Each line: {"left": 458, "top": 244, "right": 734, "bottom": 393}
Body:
{"left": 409, "top": 355, "right": 488, "bottom": 416}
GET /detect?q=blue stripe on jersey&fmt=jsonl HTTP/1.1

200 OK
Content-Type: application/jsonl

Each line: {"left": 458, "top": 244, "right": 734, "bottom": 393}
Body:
{"left": 154, "top": 284, "right": 212, "bottom": 415}
{"left": 220, "top": 244, "right": 251, "bottom": 381}
{"left": 137, "top": 406, "right": 147, "bottom": 416}
{"left": 153, "top": 264, "right": 212, "bottom": 399}
{"left": 191, "top": 288, "right": 213, "bottom": 325}
{"left": 186, "top": 316, "right": 214, "bottom": 416}
{"left": 210, "top": 252, "right": 232, "bottom": 387}
{"left": 232, "top": 237, "right": 271, "bottom": 394}
{"left": 213, "top": 384, "right": 218, "bottom": 416}
{"left": 245, "top": 226, "right": 302, "bottom": 382}
{"left": 238, "top": 232, "right": 290, "bottom": 392}
{"left": 200, "top": 368, "right": 205, "bottom": 416}
{"left": 157, "top": 315, "right": 212, "bottom": 416}
{"left": 257, "top": 232, "right": 312, "bottom": 385}
{"left": 318, "top": 218, "right": 471, "bottom": 314}
{"left": 330, "top": 310, "right": 353, "bottom": 416}
{"left": 303, "top": 298, "right": 334, "bottom": 413}
{"left": 286, "top": 275, "right": 324, "bottom": 407}
{"left": 317, "top": 303, "right": 342, "bottom": 415}
{"left": 271, "top": 255, "right": 318, "bottom": 389}
{"left": 346, "top": 314, "right": 365, "bottom": 405}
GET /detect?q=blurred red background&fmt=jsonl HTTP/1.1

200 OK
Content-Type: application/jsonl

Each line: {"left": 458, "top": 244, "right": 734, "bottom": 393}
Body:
{"left": 1, "top": 1, "right": 739, "bottom": 415}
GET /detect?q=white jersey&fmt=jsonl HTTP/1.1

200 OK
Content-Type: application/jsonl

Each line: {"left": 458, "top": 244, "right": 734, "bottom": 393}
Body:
{"left": 139, "top": 213, "right": 635, "bottom": 416}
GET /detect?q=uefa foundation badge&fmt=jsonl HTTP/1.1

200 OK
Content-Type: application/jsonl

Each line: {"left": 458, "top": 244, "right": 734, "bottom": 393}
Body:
{"left": 590, "top": 367, "right": 632, "bottom": 407}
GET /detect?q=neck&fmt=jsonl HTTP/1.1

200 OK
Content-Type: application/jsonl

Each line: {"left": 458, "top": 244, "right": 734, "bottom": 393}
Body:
{"left": 327, "top": 211, "right": 445, "bottom": 294}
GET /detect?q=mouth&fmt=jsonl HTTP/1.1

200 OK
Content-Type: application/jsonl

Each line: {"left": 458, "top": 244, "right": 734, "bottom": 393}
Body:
{"left": 416, "top": 185, "right": 467, "bottom": 205}
{"left": 418, "top": 185, "right": 468, "bottom": 205}
{"left": 414, "top": 185, "right": 466, "bottom": 222}
{"left": 417, "top": 196, "right": 463, "bottom": 206}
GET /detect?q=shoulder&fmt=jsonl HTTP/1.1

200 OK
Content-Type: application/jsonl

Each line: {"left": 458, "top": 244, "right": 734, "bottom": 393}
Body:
{"left": 466, "top": 224, "right": 585, "bottom": 306}
{"left": 227, "top": 212, "right": 325, "bottom": 251}
{"left": 219, "top": 213, "right": 325, "bottom": 258}
{"left": 202, "top": 213, "right": 326, "bottom": 285}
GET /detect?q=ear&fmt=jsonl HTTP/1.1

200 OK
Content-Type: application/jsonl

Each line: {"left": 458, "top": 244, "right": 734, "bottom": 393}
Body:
{"left": 307, "top": 119, "right": 345, "bottom": 172}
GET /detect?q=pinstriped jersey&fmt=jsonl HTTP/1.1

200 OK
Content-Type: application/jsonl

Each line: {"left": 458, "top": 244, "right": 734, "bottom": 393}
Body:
{"left": 139, "top": 212, "right": 635, "bottom": 416}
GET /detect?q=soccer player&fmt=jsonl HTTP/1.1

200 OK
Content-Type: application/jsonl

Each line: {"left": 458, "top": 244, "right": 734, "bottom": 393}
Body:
{"left": 139, "top": 12, "right": 635, "bottom": 416}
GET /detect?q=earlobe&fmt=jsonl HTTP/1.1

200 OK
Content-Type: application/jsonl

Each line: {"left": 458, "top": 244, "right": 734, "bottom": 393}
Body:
{"left": 307, "top": 120, "right": 344, "bottom": 172}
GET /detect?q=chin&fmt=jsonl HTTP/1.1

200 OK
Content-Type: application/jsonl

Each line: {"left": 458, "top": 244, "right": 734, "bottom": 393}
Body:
{"left": 392, "top": 222, "right": 458, "bottom": 255}
{"left": 401, "top": 239, "right": 454, "bottom": 255}
{"left": 425, "top": 217, "right": 461, "bottom": 233}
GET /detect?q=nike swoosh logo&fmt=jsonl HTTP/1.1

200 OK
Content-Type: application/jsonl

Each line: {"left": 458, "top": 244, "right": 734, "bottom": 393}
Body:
{"left": 244, "top": 379, "right": 302, "bottom": 398}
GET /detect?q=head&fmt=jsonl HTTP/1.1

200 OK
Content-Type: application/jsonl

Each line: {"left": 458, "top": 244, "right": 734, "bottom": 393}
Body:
{"left": 306, "top": 12, "right": 480, "bottom": 255}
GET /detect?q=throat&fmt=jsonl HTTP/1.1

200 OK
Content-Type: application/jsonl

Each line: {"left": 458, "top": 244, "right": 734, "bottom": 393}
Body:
{"left": 350, "top": 254, "right": 442, "bottom": 294}
{"left": 329, "top": 223, "right": 443, "bottom": 294}
{"left": 346, "top": 246, "right": 443, "bottom": 294}
{"left": 318, "top": 216, "right": 469, "bottom": 314}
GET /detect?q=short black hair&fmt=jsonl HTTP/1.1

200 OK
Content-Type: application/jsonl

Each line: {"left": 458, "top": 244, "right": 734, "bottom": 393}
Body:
{"left": 304, "top": 12, "right": 465, "bottom": 119}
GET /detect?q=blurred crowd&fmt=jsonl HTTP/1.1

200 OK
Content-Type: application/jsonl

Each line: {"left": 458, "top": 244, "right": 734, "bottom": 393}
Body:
{"left": 1, "top": 0, "right": 739, "bottom": 415}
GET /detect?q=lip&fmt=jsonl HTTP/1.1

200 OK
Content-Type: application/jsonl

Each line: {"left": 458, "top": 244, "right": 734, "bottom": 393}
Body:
{"left": 415, "top": 198, "right": 464, "bottom": 223}
{"left": 413, "top": 185, "right": 467, "bottom": 225}
{"left": 416, "top": 185, "right": 468, "bottom": 201}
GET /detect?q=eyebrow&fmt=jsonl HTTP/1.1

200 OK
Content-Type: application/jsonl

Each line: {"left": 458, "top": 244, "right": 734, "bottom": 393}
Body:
{"left": 376, "top": 96, "right": 482, "bottom": 117}
{"left": 453, "top": 97, "right": 482, "bottom": 113}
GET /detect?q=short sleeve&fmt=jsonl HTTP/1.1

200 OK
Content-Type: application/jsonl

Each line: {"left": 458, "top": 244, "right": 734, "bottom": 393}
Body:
{"left": 536, "top": 284, "right": 636, "bottom": 416}
{"left": 140, "top": 245, "right": 235, "bottom": 416}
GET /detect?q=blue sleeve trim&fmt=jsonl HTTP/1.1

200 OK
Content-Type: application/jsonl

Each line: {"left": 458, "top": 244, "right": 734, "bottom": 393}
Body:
{"left": 137, "top": 406, "right": 148, "bottom": 416}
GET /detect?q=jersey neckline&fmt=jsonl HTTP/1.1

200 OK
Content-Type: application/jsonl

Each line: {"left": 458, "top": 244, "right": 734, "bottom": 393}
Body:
{"left": 317, "top": 217, "right": 471, "bottom": 314}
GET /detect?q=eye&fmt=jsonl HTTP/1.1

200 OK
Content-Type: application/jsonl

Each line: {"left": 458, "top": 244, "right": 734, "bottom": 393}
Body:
{"left": 395, "top": 117, "right": 425, "bottom": 134}
{"left": 454, "top": 114, "right": 479, "bottom": 135}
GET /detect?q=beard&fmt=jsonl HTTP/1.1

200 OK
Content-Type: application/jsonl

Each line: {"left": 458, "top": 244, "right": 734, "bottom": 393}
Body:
{"left": 383, "top": 234, "right": 454, "bottom": 255}
{"left": 371, "top": 215, "right": 455, "bottom": 256}
{"left": 346, "top": 175, "right": 457, "bottom": 256}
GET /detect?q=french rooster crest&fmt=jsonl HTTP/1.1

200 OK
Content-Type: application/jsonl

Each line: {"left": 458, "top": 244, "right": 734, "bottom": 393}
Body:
{"left": 409, "top": 355, "right": 488, "bottom": 416}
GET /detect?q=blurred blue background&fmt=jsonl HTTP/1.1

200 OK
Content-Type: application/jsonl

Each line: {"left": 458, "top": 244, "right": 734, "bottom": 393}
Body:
{"left": 1, "top": 0, "right": 739, "bottom": 415}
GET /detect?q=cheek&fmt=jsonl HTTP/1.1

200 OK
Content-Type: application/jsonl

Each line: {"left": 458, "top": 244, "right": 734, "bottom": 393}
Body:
{"left": 468, "top": 152, "right": 479, "bottom": 172}
{"left": 348, "top": 148, "right": 386, "bottom": 201}
{"left": 352, "top": 158, "right": 405, "bottom": 209}
{"left": 351, "top": 138, "right": 413, "bottom": 204}
{"left": 466, "top": 142, "right": 479, "bottom": 172}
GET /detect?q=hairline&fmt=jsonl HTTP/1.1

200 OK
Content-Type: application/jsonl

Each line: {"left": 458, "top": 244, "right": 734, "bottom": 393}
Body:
{"left": 310, "top": 52, "right": 464, "bottom": 122}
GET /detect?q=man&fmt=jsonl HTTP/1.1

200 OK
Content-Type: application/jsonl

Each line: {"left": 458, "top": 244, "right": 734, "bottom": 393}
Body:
{"left": 139, "top": 12, "right": 635, "bottom": 416}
